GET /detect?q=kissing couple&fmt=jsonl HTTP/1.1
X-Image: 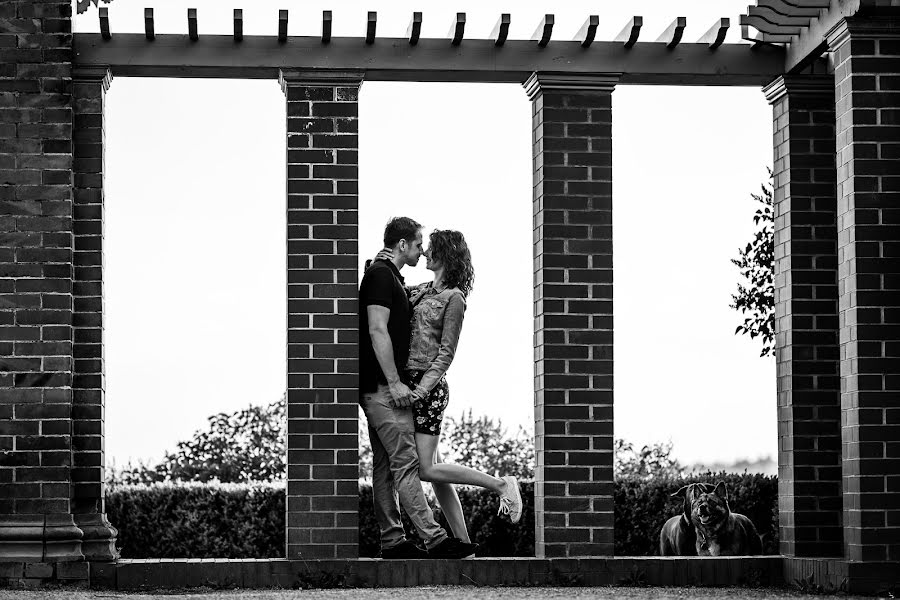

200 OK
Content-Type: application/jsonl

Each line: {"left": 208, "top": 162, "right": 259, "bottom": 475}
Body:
{"left": 359, "top": 216, "right": 523, "bottom": 559}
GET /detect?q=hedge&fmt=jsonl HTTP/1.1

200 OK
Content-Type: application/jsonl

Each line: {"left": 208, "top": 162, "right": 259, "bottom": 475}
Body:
{"left": 106, "top": 473, "right": 777, "bottom": 558}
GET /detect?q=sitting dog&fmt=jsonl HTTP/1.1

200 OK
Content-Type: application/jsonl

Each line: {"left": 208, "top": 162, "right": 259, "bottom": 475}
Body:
{"left": 690, "top": 481, "right": 762, "bottom": 556}
{"left": 659, "top": 482, "right": 713, "bottom": 556}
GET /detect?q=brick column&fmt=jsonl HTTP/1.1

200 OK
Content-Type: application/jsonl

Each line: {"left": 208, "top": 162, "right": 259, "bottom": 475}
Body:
{"left": 524, "top": 72, "right": 618, "bottom": 558}
{"left": 71, "top": 65, "right": 118, "bottom": 561}
{"left": 763, "top": 75, "right": 842, "bottom": 558}
{"left": 279, "top": 70, "right": 362, "bottom": 559}
{"left": 826, "top": 16, "right": 900, "bottom": 591}
{"left": 0, "top": 0, "right": 84, "bottom": 562}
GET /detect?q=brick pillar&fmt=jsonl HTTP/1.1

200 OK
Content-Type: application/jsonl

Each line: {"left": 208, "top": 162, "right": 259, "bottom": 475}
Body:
{"left": 0, "top": 0, "right": 84, "bottom": 562}
{"left": 524, "top": 72, "right": 618, "bottom": 558}
{"left": 71, "top": 65, "right": 118, "bottom": 561}
{"left": 279, "top": 70, "right": 361, "bottom": 559}
{"left": 763, "top": 75, "right": 843, "bottom": 558}
{"left": 826, "top": 15, "right": 900, "bottom": 591}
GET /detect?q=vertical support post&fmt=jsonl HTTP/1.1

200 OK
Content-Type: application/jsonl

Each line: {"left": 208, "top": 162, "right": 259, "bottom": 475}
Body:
{"left": 0, "top": 1, "right": 84, "bottom": 563}
{"left": 524, "top": 71, "right": 619, "bottom": 558}
{"left": 71, "top": 65, "right": 118, "bottom": 561}
{"left": 764, "top": 74, "right": 842, "bottom": 558}
{"left": 826, "top": 16, "right": 900, "bottom": 593}
{"left": 279, "top": 69, "right": 363, "bottom": 559}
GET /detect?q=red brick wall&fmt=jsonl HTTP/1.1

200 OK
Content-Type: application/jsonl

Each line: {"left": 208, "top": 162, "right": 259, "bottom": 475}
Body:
{"left": 279, "top": 70, "right": 362, "bottom": 559}
{"left": 828, "top": 16, "right": 900, "bottom": 576}
{"left": 0, "top": 0, "right": 84, "bottom": 561}
{"left": 764, "top": 75, "right": 842, "bottom": 557}
{"left": 526, "top": 73, "right": 618, "bottom": 558}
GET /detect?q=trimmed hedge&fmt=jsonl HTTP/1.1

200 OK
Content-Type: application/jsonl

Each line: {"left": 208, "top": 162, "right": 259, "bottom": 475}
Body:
{"left": 106, "top": 473, "right": 777, "bottom": 558}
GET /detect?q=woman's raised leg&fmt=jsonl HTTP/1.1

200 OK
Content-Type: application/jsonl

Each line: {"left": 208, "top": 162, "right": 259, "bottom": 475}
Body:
{"left": 415, "top": 432, "right": 506, "bottom": 493}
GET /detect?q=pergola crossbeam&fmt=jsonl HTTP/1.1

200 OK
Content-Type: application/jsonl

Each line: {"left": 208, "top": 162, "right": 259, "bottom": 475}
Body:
{"left": 699, "top": 17, "right": 730, "bottom": 49}
{"left": 234, "top": 9, "right": 243, "bottom": 42}
{"left": 491, "top": 14, "right": 511, "bottom": 46}
{"left": 740, "top": 14, "right": 803, "bottom": 35}
{"left": 615, "top": 16, "right": 643, "bottom": 48}
{"left": 748, "top": 5, "right": 813, "bottom": 27}
{"left": 188, "top": 8, "right": 198, "bottom": 41}
{"left": 449, "top": 13, "right": 466, "bottom": 46}
{"left": 407, "top": 12, "right": 422, "bottom": 45}
{"left": 656, "top": 17, "right": 687, "bottom": 48}
{"left": 575, "top": 15, "right": 599, "bottom": 48}
{"left": 366, "top": 12, "right": 377, "bottom": 44}
{"left": 73, "top": 33, "right": 787, "bottom": 86}
{"left": 322, "top": 11, "right": 332, "bottom": 43}
{"left": 278, "top": 10, "right": 287, "bottom": 43}
{"left": 532, "top": 14, "right": 554, "bottom": 47}
{"left": 144, "top": 8, "right": 154, "bottom": 40}
{"left": 99, "top": 6, "right": 110, "bottom": 40}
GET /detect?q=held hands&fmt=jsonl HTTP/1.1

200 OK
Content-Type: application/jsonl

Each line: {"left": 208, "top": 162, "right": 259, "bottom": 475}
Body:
{"left": 387, "top": 379, "right": 414, "bottom": 408}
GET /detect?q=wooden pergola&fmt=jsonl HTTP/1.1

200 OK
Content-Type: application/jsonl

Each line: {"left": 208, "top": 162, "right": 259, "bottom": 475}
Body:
{"left": 2, "top": 0, "right": 898, "bottom": 592}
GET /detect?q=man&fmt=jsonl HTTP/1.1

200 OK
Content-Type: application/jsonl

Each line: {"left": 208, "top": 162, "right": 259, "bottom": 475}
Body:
{"left": 359, "top": 216, "right": 478, "bottom": 559}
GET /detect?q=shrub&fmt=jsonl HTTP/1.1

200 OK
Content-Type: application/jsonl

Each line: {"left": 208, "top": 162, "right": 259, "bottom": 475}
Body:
{"left": 106, "top": 475, "right": 775, "bottom": 558}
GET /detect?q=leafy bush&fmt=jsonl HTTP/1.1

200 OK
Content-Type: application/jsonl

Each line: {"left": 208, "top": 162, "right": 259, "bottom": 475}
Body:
{"left": 106, "top": 475, "right": 775, "bottom": 558}
{"left": 615, "top": 472, "right": 779, "bottom": 556}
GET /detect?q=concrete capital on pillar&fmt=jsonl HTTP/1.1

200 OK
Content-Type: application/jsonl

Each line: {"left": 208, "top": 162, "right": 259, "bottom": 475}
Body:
{"left": 72, "top": 65, "right": 113, "bottom": 91}
{"left": 826, "top": 14, "right": 900, "bottom": 50}
{"left": 763, "top": 74, "right": 834, "bottom": 105}
{"left": 278, "top": 69, "right": 365, "bottom": 94}
{"left": 523, "top": 72, "right": 621, "bottom": 100}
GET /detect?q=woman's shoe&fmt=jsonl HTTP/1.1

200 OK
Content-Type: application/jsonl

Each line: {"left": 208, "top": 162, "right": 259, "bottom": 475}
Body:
{"left": 498, "top": 475, "right": 523, "bottom": 524}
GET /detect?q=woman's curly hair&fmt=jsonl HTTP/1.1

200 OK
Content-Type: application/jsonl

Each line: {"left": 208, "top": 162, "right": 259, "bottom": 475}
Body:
{"left": 429, "top": 229, "right": 474, "bottom": 297}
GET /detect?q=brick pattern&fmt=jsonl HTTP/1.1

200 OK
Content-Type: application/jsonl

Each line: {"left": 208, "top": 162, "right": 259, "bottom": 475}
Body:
{"left": 763, "top": 75, "right": 842, "bottom": 558}
{"left": 0, "top": 0, "right": 84, "bottom": 562}
{"left": 827, "top": 17, "right": 900, "bottom": 568}
{"left": 279, "top": 70, "right": 362, "bottom": 560}
{"left": 71, "top": 66, "right": 118, "bottom": 561}
{"left": 108, "top": 556, "right": 783, "bottom": 590}
{"left": 525, "top": 73, "right": 618, "bottom": 558}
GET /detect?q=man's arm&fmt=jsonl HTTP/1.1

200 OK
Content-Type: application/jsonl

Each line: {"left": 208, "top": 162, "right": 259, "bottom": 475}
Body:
{"left": 367, "top": 304, "right": 413, "bottom": 408}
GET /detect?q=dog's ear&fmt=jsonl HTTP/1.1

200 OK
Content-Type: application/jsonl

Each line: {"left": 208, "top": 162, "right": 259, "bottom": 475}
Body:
{"left": 670, "top": 485, "right": 693, "bottom": 521}
{"left": 713, "top": 481, "right": 728, "bottom": 502}
{"left": 670, "top": 485, "right": 689, "bottom": 500}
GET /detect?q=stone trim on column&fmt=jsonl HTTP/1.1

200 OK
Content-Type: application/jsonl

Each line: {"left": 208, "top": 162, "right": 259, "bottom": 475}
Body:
{"left": 526, "top": 71, "right": 620, "bottom": 558}
{"left": 70, "top": 65, "right": 118, "bottom": 562}
{"left": 763, "top": 74, "right": 842, "bottom": 558}
{"left": 279, "top": 69, "right": 363, "bottom": 560}
{"left": 825, "top": 15, "right": 900, "bottom": 589}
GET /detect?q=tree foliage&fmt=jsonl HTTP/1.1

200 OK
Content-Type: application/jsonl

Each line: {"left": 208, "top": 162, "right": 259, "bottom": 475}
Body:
{"left": 614, "top": 438, "right": 684, "bottom": 480}
{"left": 730, "top": 172, "right": 775, "bottom": 357}
{"left": 77, "top": 0, "right": 113, "bottom": 14}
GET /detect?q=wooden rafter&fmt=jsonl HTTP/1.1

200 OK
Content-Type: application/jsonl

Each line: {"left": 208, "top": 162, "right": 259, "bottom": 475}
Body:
{"left": 532, "top": 14, "right": 553, "bottom": 47}
{"left": 99, "top": 6, "right": 110, "bottom": 40}
{"left": 615, "top": 16, "right": 643, "bottom": 48}
{"left": 491, "top": 14, "right": 511, "bottom": 46}
{"left": 234, "top": 9, "right": 242, "bottom": 42}
{"left": 407, "top": 12, "right": 422, "bottom": 45}
{"left": 575, "top": 15, "right": 599, "bottom": 48}
{"left": 366, "top": 12, "right": 377, "bottom": 44}
{"left": 322, "top": 11, "right": 332, "bottom": 44}
{"left": 699, "top": 18, "right": 730, "bottom": 49}
{"left": 449, "top": 13, "right": 465, "bottom": 46}
{"left": 278, "top": 10, "right": 287, "bottom": 43}
{"left": 188, "top": 8, "right": 198, "bottom": 41}
{"left": 144, "top": 8, "right": 154, "bottom": 40}
{"left": 656, "top": 17, "right": 686, "bottom": 48}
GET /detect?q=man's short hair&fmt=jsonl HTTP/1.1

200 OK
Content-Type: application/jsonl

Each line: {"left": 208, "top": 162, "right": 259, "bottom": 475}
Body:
{"left": 383, "top": 216, "right": 423, "bottom": 248}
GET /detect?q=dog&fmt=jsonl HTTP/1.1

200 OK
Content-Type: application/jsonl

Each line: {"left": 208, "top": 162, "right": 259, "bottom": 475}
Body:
{"left": 659, "top": 482, "right": 713, "bottom": 556}
{"left": 689, "top": 481, "right": 763, "bottom": 556}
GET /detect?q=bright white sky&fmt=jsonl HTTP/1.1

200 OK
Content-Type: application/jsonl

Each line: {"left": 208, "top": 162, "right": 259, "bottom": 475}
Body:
{"left": 74, "top": 0, "right": 776, "bottom": 469}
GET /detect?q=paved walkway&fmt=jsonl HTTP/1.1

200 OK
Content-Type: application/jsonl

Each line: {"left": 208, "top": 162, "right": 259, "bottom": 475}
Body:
{"left": 0, "top": 587, "right": 870, "bottom": 599}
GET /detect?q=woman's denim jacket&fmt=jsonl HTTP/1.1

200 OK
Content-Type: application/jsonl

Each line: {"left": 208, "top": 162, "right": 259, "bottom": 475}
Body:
{"left": 405, "top": 282, "right": 466, "bottom": 396}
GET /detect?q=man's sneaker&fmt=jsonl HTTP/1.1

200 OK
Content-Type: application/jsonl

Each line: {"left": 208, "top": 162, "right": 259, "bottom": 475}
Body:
{"left": 379, "top": 539, "right": 428, "bottom": 559}
{"left": 498, "top": 475, "right": 523, "bottom": 524}
{"left": 427, "top": 536, "right": 479, "bottom": 559}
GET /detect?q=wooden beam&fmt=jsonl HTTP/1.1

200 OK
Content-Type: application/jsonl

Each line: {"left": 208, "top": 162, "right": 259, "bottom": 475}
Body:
{"left": 740, "top": 14, "right": 802, "bottom": 35}
{"left": 656, "top": 17, "right": 686, "bottom": 48}
{"left": 757, "top": 0, "right": 823, "bottom": 18}
{"left": 741, "top": 23, "right": 794, "bottom": 44}
{"left": 615, "top": 16, "right": 643, "bottom": 48}
{"left": 532, "top": 14, "right": 554, "bottom": 47}
{"left": 786, "top": 0, "right": 864, "bottom": 73}
{"left": 407, "top": 12, "right": 422, "bottom": 45}
{"left": 278, "top": 10, "right": 287, "bottom": 44}
{"left": 780, "top": 0, "right": 831, "bottom": 7}
{"left": 698, "top": 17, "right": 729, "bottom": 49}
{"left": 188, "top": 8, "right": 198, "bottom": 41}
{"left": 144, "top": 8, "right": 154, "bottom": 41}
{"left": 322, "top": 10, "right": 332, "bottom": 44}
{"left": 748, "top": 5, "right": 813, "bottom": 27}
{"left": 449, "top": 13, "right": 465, "bottom": 46}
{"left": 99, "top": 6, "right": 110, "bottom": 40}
{"left": 73, "top": 33, "right": 787, "bottom": 86}
{"left": 491, "top": 14, "right": 510, "bottom": 46}
{"left": 575, "top": 15, "right": 599, "bottom": 48}
{"left": 366, "top": 12, "right": 377, "bottom": 45}
{"left": 234, "top": 9, "right": 242, "bottom": 42}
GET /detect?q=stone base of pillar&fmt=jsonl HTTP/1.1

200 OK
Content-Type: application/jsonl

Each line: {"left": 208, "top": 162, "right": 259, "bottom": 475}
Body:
{"left": 0, "top": 515, "right": 84, "bottom": 562}
{"left": 75, "top": 513, "right": 120, "bottom": 561}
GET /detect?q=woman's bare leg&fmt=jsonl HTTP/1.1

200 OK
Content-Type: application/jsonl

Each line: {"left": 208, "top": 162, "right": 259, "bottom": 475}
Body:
{"left": 415, "top": 432, "right": 506, "bottom": 493}
{"left": 429, "top": 448, "right": 471, "bottom": 543}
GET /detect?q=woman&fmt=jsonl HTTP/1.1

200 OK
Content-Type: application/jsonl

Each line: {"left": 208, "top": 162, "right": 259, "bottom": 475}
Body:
{"left": 375, "top": 229, "right": 523, "bottom": 545}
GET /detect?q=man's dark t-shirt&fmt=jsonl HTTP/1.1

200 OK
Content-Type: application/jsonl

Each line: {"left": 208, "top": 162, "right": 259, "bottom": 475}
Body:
{"left": 359, "top": 259, "right": 411, "bottom": 394}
